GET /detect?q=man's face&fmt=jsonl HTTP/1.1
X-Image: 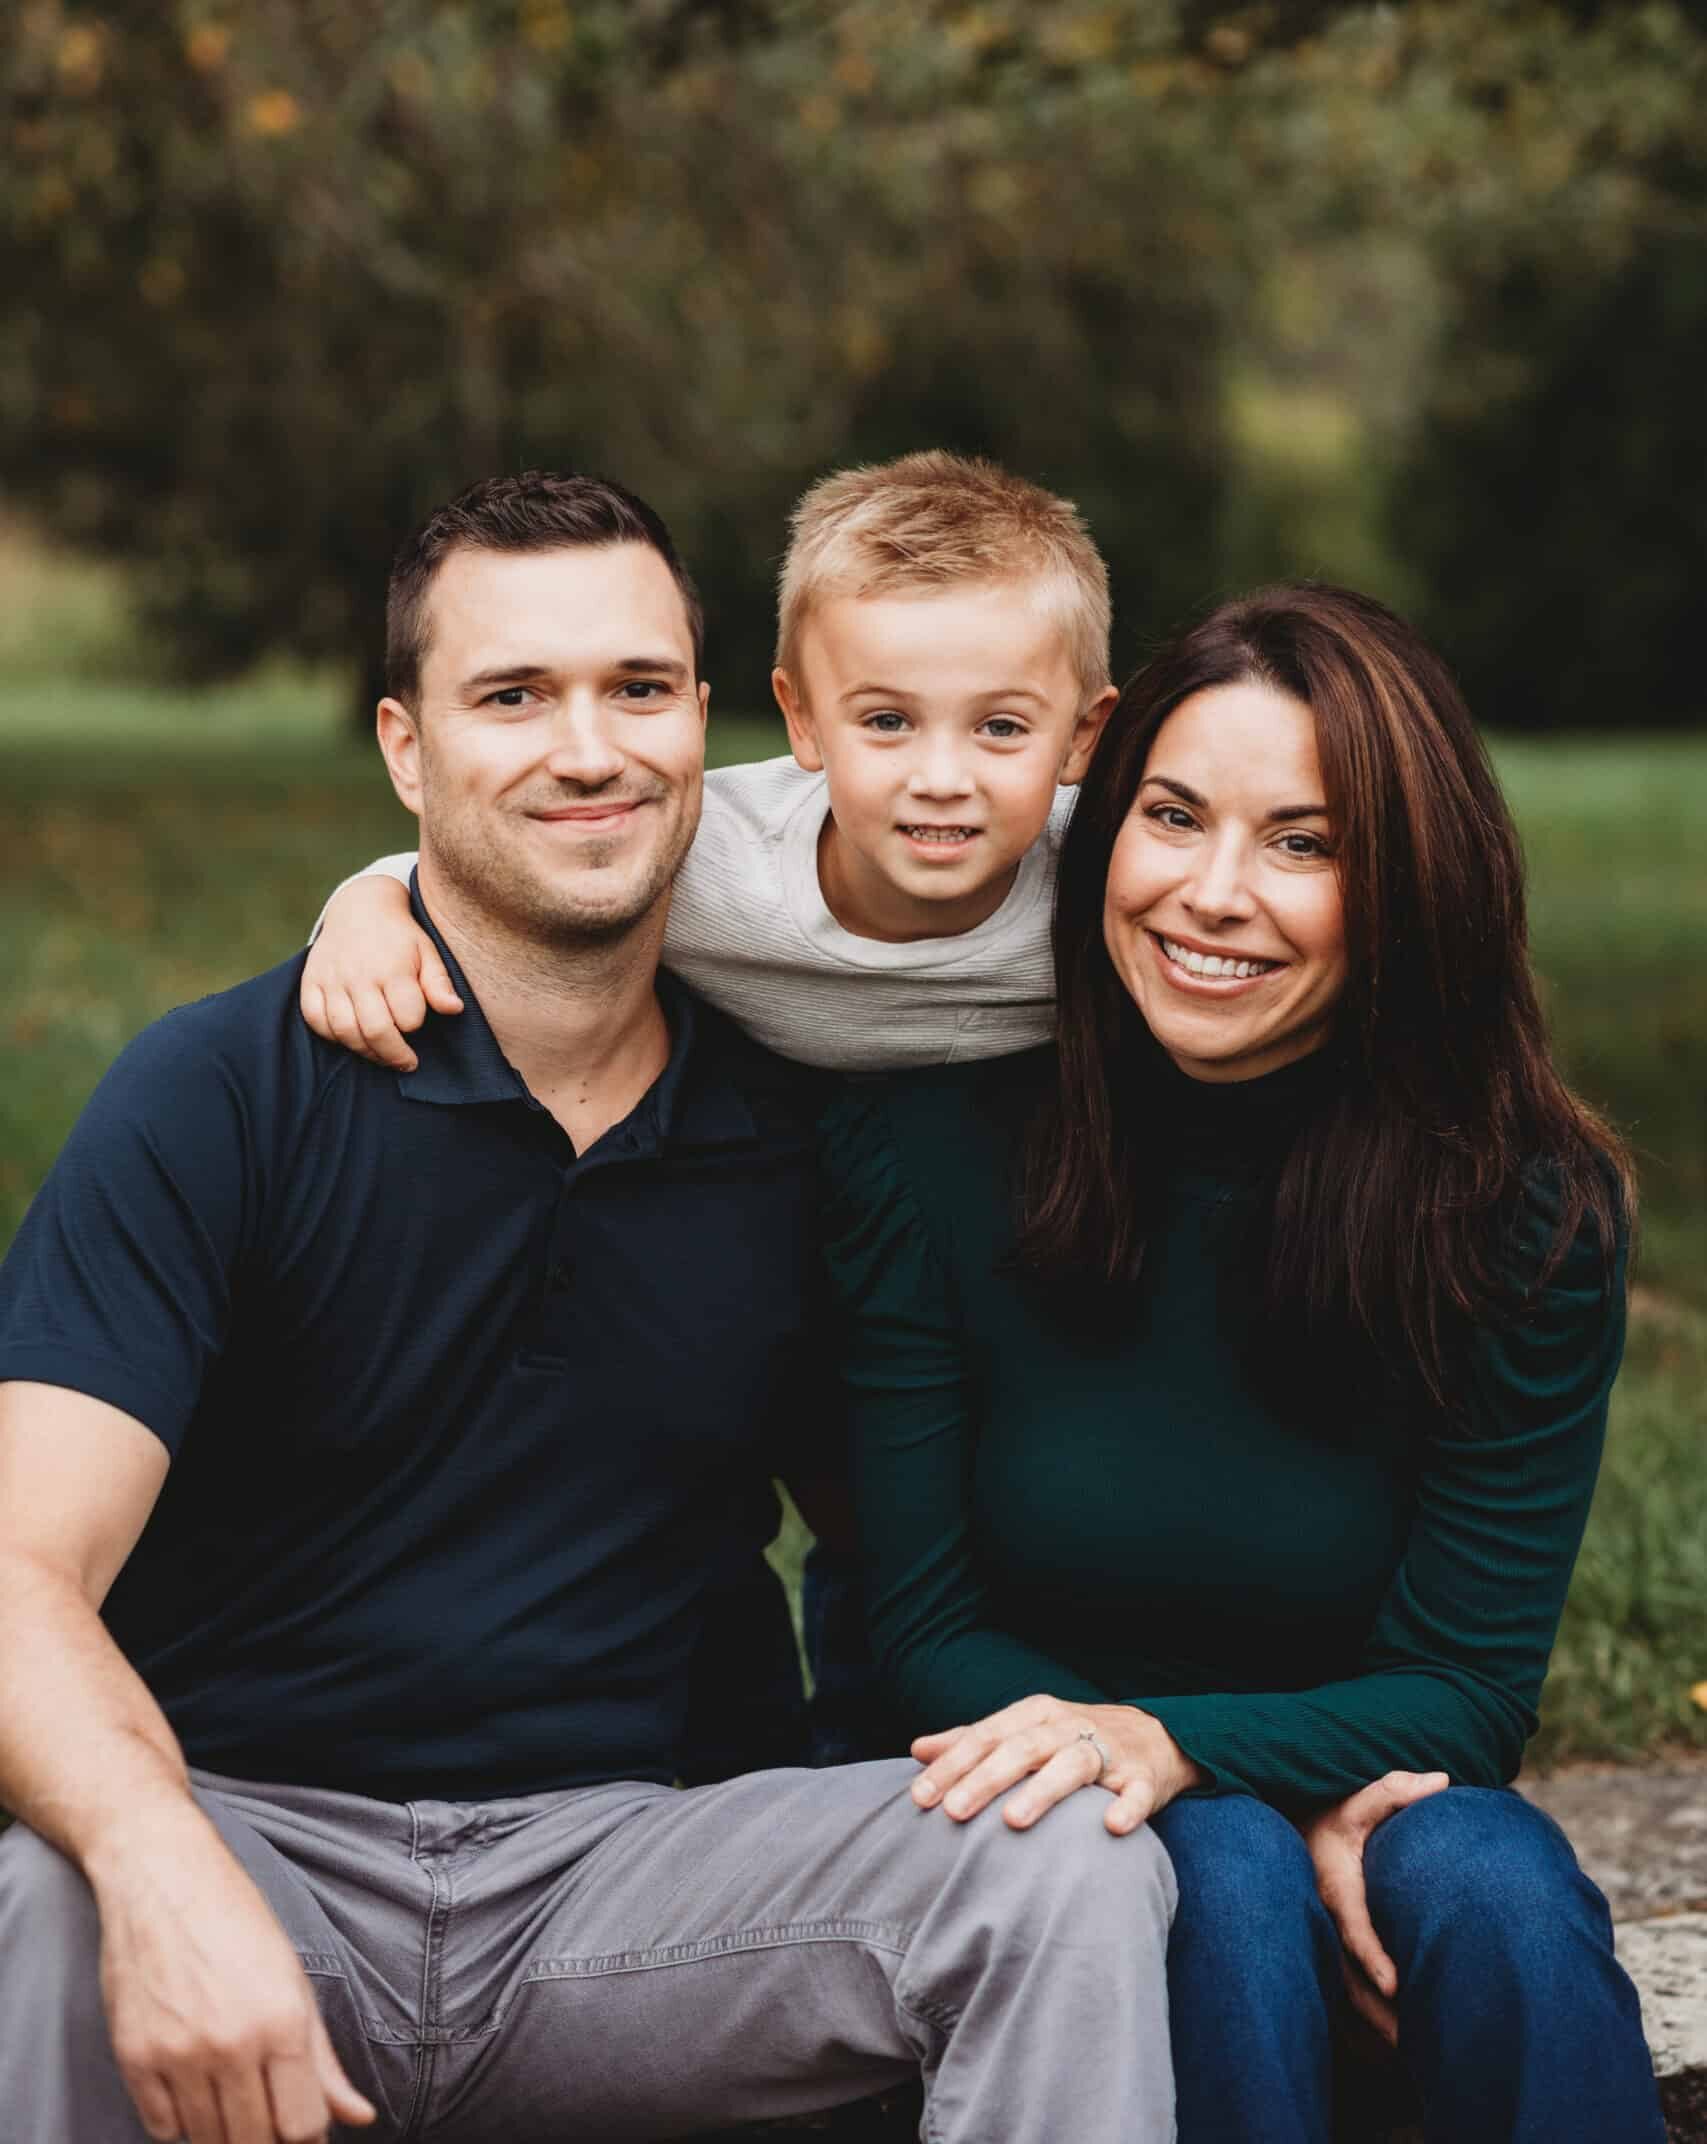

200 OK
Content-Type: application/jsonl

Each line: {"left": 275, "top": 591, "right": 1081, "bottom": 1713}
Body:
{"left": 379, "top": 543, "right": 707, "bottom": 945}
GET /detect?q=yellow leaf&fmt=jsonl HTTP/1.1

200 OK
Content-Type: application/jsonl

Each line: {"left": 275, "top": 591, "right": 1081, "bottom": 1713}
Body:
{"left": 56, "top": 25, "right": 104, "bottom": 90}
{"left": 1690, "top": 1681, "right": 1707, "bottom": 1713}
{"left": 185, "top": 25, "right": 231, "bottom": 74}
{"left": 834, "top": 51, "right": 875, "bottom": 95}
{"left": 521, "top": 0, "right": 572, "bottom": 54}
{"left": 245, "top": 89, "right": 302, "bottom": 138}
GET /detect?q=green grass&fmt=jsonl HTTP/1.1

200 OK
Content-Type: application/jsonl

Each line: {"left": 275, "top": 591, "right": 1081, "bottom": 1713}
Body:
{"left": 1, "top": 648, "right": 1702, "bottom": 1766}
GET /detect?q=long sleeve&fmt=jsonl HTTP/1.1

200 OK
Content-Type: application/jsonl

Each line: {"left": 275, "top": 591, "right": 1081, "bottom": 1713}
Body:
{"left": 1138, "top": 1184, "right": 1626, "bottom": 1807}
{"left": 818, "top": 1085, "right": 1107, "bottom": 1728}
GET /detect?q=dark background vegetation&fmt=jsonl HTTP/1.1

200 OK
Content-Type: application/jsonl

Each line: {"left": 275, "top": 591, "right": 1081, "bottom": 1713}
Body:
{"left": 1, "top": 0, "right": 1702, "bottom": 1764}
{"left": 5, "top": 0, "right": 1707, "bottom": 724}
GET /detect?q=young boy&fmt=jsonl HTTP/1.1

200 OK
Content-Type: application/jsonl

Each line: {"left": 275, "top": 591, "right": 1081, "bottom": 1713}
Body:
{"left": 301, "top": 450, "right": 1117, "bottom": 1070}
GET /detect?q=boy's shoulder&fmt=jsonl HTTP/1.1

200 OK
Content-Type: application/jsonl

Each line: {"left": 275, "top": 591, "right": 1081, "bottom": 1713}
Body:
{"left": 702, "top": 752, "right": 825, "bottom": 831}
{"left": 671, "top": 754, "right": 824, "bottom": 943}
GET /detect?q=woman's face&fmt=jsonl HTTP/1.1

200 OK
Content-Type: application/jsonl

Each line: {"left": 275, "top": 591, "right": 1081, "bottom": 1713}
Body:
{"left": 1102, "top": 679, "right": 1348, "bottom": 1083}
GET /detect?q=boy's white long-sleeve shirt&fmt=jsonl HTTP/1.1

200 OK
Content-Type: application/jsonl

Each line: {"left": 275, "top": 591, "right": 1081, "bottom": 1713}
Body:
{"left": 332, "top": 756, "right": 1065, "bottom": 1069}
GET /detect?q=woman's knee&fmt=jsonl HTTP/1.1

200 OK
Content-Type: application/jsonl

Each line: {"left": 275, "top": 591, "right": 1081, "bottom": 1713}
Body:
{"left": 1364, "top": 1786, "right": 1605, "bottom": 1955}
{"left": 1152, "top": 1793, "right": 1322, "bottom": 1922}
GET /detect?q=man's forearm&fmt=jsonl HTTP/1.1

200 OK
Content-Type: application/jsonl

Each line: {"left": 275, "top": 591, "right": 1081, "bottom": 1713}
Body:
{"left": 0, "top": 1546, "right": 202, "bottom": 1872}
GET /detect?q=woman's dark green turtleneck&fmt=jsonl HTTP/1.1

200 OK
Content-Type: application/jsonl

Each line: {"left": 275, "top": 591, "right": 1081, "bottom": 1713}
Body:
{"left": 818, "top": 1046, "right": 1625, "bottom": 1810}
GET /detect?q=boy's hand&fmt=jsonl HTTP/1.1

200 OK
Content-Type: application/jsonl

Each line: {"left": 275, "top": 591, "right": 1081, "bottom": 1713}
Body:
{"left": 300, "top": 879, "right": 461, "bottom": 1071}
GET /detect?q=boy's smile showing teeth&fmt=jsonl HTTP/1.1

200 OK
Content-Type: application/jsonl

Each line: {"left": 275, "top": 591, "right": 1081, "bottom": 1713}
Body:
{"left": 899, "top": 822, "right": 982, "bottom": 852}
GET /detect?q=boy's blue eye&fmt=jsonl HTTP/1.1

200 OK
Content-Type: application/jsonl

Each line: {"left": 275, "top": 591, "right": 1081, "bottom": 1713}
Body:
{"left": 981, "top": 717, "right": 1025, "bottom": 738}
{"left": 865, "top": 711, "right": 909, "bottom": 733}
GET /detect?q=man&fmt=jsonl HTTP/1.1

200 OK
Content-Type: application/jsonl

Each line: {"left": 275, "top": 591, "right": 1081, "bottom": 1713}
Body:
{"left": 0, "top": 472, "right": 1177, "bottom": 2144}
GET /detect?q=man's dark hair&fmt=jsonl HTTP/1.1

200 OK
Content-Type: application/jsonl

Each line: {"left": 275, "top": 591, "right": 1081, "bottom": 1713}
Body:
{"left": 385, "top": 470, "right": 705, "bottom": 704}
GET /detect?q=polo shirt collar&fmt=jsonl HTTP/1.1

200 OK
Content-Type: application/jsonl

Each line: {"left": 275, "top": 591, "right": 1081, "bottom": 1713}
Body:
{"left": 396, "top": 874, "right": 756, "bottom": 1151}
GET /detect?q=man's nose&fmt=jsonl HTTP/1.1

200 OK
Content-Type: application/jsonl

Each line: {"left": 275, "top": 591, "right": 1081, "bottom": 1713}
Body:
{"left": 542, "top": 697, "right": 626, "bottom": 787}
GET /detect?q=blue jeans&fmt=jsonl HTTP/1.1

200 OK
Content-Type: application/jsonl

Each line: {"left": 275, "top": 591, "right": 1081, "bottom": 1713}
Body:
{"left": 1150, "top": 1788, "right": 1665, "bottom": 2144}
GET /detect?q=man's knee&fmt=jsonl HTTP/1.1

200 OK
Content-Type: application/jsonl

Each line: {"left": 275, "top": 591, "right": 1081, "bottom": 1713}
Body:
{"left": 945, "top": 1785, "right": 1178, "bottom": 1940}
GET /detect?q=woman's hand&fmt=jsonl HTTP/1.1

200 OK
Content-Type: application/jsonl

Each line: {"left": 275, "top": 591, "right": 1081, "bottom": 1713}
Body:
{"left": 300, "top": 879, "right": 461, "bottom": 1071}
{"left": 909, "top": 1695, "right": 1205, "bottom": 1836}
{"left": 1298, "top": 1768, "right": 1450, "bottom": 2046}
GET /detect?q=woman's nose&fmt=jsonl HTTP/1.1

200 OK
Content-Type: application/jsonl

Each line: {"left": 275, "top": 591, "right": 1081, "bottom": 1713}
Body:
{"left": 1182, "top": 835, "right": 1257, "bottom": 920}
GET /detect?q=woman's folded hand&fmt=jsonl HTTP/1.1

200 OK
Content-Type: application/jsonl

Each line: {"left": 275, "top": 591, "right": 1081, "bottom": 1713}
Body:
{"left": 1299, "top": 1768, "right": 1451, "bottom": 2046}
{"left": 908, "top": 1694, "right": 1206, "bottom": 1836}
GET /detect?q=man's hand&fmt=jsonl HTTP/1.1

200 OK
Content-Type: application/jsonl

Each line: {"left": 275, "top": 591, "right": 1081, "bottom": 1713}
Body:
{"left": 1298, "top": 1768, "right": 1450, "bottom": 2046}
{"left": 88, "top": 1800, "right": 376, "bottom": 2144}
{"left": 909, "top": 1695, "right": 1205, "bottom": 1836}
{"left": 301, "top": 876, "right": 460, "bottom": 1072}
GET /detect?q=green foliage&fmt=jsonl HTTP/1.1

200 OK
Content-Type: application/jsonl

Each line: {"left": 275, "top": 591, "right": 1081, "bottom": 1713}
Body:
{"left": 1538, "top": 1302, "right": 1707, "bottom": 1765}
{"left": 1395, "top": 235, "right": 1707, "bottom": 729}
{"left": 4, "top": 4, "right": 1706, "bottom": 717}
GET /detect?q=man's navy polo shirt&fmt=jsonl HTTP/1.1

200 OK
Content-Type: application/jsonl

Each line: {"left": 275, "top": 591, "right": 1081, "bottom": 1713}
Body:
{"left": 0, "top": 891, "right": 824, "bottom": 1800}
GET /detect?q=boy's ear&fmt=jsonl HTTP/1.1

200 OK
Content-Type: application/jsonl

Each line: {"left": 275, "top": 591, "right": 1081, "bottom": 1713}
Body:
{"left": 376, "top": 697, "right": 426, "bottom": 819}
{"left": 1059, "top": 683, "right": 1119, "bottom": 787}
{"left": 772, "top": 667, "right": 825, "bottom": 774}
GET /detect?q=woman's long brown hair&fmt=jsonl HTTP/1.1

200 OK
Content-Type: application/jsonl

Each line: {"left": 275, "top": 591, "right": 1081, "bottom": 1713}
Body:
{"left": 1018, "top": 583, "right": 1633, "bottom": 1414}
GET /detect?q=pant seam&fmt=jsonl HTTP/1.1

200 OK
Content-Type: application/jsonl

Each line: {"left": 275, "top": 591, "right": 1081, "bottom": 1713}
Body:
{"left": 891, "top": 1986, "right": 955, "bottom": 2144}
{"left": 519, "top": 1916, "right": 913, "bottom": 1982}
{"left": 401, "top": 1800, "right": 445, "bottom": 2140}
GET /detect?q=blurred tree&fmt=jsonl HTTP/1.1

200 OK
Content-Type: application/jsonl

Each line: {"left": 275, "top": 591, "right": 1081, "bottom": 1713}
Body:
{"left": 1, "top": 0, "right": 1704, "bottom": 723}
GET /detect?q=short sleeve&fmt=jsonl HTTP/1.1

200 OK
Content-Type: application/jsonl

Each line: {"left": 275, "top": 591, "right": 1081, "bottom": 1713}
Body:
{"left": 0, "top": 1011, "right": 268, "bottom": 1455}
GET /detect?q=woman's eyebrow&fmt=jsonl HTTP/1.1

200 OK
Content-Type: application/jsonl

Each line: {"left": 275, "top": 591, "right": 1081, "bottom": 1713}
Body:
{"left": 1140, "top": 775, "right": 1327, "bottom": 822}
{"left": 1141, "top": 774, "right": 1206, "bottom": 807}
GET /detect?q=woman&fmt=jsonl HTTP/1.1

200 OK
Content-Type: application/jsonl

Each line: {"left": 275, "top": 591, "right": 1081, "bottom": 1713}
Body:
{"left": 818, "top": 583, "right": 1664, "bottom": 2142}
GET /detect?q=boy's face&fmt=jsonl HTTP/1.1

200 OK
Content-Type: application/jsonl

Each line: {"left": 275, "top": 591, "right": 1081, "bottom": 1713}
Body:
{"left": 774, "top": 577, "right": 1115, "bottom": 941}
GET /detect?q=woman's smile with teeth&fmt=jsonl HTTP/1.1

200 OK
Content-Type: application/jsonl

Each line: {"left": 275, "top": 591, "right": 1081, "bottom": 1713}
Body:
{"left": 1159, "top": 935, "right": 1281, "bottom": 980}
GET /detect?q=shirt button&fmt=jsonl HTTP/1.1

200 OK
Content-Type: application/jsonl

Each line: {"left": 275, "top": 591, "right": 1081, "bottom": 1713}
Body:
{"left": 547, "top": 1259, "right": 573, "bottom": 1293}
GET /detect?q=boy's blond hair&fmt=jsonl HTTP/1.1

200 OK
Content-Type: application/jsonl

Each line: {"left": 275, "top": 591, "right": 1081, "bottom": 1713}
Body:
{"left": 776, "top": 450, "right": 1112, "bottom": 705}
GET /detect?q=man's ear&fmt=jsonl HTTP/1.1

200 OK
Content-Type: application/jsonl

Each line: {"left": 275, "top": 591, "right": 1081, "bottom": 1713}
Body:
{"left": 376, "top": 698, "right": 425, "bottom": 819}
{"left": 772, "top": 668, "right": 825, "bottom": 774}
{"left": 1059, "top": 682, "right": 1119, "bottom": 787}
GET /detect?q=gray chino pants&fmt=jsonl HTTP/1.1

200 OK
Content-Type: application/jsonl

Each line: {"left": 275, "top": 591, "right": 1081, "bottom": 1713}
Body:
{"left": 0, "top": 1758, "right": 1176, "bottom": 2142}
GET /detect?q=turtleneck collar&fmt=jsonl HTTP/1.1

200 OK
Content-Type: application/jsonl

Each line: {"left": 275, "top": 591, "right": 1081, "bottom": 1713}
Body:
{"left": 1147, "top": 1042, "right": 1344, "bottom": 1180}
